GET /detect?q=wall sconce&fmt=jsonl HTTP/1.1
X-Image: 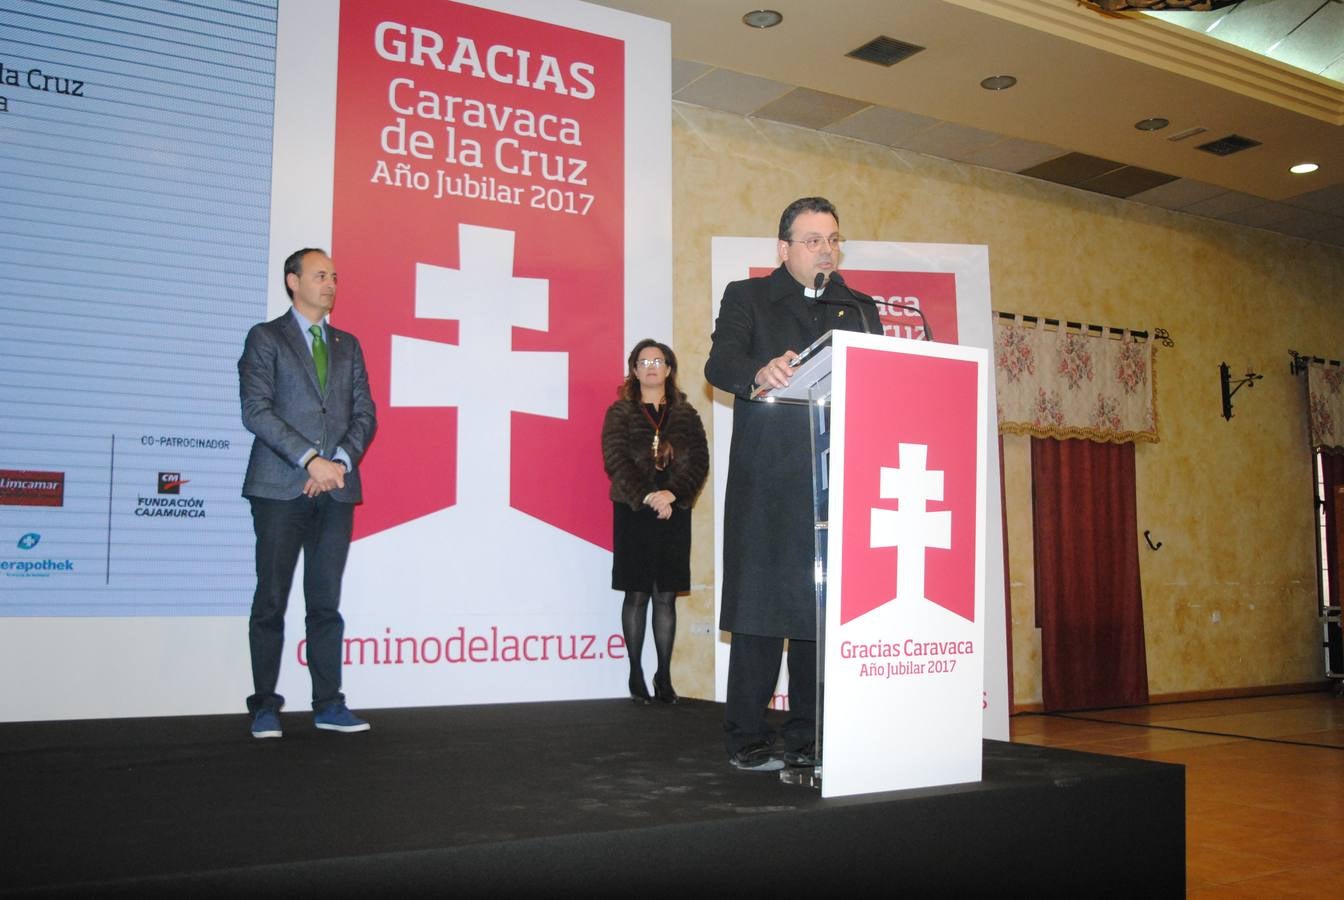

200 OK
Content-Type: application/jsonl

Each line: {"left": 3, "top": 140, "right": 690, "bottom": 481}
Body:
{"left": 1220, "top": 362, "right": 1262, "bottom": 421}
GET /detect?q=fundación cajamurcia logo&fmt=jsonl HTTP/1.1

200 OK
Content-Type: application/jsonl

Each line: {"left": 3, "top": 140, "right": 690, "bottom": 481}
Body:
{"left": 158, "top": 472, "right": 189, "bottom": 494}
{"left": 135, "top": 472, "right": 205, "bottom": 519}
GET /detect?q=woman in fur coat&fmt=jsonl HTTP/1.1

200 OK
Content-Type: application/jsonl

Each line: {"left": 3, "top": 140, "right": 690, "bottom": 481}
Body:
{"left": 601, "top": 338, "right": 709, "bottom": 703}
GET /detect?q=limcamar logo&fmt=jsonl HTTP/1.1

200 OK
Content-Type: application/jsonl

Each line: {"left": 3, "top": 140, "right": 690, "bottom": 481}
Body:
{"left": 0, "top": 470, "right": 65, "bottom": 507}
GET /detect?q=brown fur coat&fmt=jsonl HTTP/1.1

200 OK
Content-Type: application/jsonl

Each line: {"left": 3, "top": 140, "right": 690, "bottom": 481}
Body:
{"left": 601, "top": 394, "right": 709, "bottom": 511}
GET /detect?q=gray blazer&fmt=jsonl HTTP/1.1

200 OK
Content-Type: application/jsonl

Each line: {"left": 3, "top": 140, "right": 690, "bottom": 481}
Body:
{"left": 239, "top": 311, "right": 377, "bottom": 502}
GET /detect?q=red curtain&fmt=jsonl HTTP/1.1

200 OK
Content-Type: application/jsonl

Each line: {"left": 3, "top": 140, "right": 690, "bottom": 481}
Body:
{"left": 999, "top": 435, "right": 1014, "bottom": 712}
{"left": 1319, "top": 453, "right": 1344, "bottom": 676}
{"left": 1032, "top": 437, "right": 1148, "bottom": 711}
{"left": 1320, "top": 452, "right": 1344, "bottom": 609}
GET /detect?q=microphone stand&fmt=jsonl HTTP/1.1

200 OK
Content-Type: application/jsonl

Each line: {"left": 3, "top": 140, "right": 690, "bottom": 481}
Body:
{"left": 830, "top": 272, "right": 933, "bottom": 341}
{"left": 816, "top": 272, "right": 877, "bottom": 335}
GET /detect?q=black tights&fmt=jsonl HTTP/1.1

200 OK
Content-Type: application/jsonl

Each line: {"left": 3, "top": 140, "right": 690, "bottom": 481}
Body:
{"left": 621, "top": 589, "right": 677, "bottom": 691}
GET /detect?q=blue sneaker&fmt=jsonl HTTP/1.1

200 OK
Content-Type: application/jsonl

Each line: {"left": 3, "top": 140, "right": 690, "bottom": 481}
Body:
{"left": 314, "top": 703, "right": 370, "bottom": 733}
{"left": 251, "top": 708, "right": 282, "bottom": 739}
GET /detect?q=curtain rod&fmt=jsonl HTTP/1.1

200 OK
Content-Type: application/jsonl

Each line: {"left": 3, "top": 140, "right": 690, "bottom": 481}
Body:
{"left": 995, "top": 311, "right": 1173, "bottom": 347}
{"left": 1289, "top": 350, "right": 1341, "bottom": 375}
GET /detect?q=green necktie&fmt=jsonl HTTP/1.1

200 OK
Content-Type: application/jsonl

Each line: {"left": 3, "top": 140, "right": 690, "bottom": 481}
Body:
{"left": 310, "top": 324, "right": 328, "bottom": 392}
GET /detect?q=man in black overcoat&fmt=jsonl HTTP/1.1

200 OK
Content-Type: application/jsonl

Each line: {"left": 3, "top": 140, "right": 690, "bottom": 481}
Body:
{"left": 705, "top": 197, "right": 879, "bottom": 771}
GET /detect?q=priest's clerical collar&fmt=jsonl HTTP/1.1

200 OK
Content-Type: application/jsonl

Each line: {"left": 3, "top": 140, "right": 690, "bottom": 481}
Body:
{"left": 803, "top": 285, "right": 823, "bottom": 300}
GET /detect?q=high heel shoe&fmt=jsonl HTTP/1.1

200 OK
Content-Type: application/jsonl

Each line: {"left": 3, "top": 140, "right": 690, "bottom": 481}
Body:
{"left": 652, "top": 672, "right": 678, "bottom": 704}
{"left": 629, "top": 671, "right": 652, "bottom": 705}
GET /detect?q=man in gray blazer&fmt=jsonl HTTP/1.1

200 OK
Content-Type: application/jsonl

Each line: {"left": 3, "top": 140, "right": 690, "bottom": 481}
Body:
{"left": 239, "top": 247, "right": 377, "bottom": 738}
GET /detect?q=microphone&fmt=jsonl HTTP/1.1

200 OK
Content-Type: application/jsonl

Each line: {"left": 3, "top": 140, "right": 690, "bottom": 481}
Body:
{"left": 832, "top": 272, "right": 933, "bottom": 341}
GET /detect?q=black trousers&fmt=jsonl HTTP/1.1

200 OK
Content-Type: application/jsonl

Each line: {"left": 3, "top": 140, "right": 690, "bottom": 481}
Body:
{"left": 723, "top": 633, "right": 816, "bottom": 755}
{"left": 246, "top": 494, "right": 354, "bottom": 714}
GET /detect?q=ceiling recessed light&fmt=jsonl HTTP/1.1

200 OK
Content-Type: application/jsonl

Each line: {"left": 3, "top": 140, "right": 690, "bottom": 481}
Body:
{"left": 741, "top": 9, "right": 783, "bottom": 28}
{"left": 979, "top": 74, "right": 1017, "bottom": 91}
{"left": 1290, "top": 162, "right": 1319, "bottom": 174}
{"left": 1135, "top": 117, "right": 1169, "bottom": 132}
{"left": 1166, "top": 126, "right": 1207, "bottom": 143}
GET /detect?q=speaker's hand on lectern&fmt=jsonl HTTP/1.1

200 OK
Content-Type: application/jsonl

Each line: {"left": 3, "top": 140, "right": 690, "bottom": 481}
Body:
{"left": 754, "top": 350, "right": 799, "bottom": 393}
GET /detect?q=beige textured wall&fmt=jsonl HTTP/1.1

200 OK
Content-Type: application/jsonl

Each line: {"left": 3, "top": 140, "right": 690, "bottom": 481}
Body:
{"left": 668, "top": 101, "right": 1343, "bottom": 708}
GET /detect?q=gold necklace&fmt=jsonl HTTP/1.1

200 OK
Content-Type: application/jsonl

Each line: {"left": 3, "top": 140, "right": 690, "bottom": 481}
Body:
{"left": 639, "top": 400, "right": 669, "bottom": 465}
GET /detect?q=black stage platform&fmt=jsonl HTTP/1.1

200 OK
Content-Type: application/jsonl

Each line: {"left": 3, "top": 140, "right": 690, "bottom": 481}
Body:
{"left": 1, "top": 699, "right": 1183, "bottom": 897}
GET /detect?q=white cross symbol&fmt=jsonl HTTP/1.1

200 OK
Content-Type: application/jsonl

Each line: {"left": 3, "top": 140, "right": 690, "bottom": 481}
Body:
{"left": 389, "top": 224, "right": 569, "bottom": 511}
{"left": 869, "top": 443, "right": 951, "bottom": 603}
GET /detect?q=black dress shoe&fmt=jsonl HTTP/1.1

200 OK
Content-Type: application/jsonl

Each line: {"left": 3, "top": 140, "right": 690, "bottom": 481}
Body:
{"left": 652, "top": 672, "right": 678, "bottom": 704}
{"left": 729, "top": 741, "right": 784, "bottom": 772}
{"left": 782, "top": 742, "right": 819, "bottom": 767}
{"left": 629, "top": 672, "right": 652, "bottom": 705}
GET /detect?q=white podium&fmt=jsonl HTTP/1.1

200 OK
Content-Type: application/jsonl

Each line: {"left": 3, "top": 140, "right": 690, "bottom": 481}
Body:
{"left": 768, "top": 330, "right": 989, "bottom": 798}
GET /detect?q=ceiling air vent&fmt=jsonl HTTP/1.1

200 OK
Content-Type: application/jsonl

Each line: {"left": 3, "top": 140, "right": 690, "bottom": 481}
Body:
{"left": 846, "top": 36, "right": 925, "bottom": 67}
{"left": 1195, "top": 134, "right": 1261, "bottom": 156}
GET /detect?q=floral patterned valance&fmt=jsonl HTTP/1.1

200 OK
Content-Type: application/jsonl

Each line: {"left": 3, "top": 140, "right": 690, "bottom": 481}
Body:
{"left": 1307, "top": 362, "right": 1344, "bottom": 451}
{"left": 994, "top": 317, "right": 1158, "bottom": 444}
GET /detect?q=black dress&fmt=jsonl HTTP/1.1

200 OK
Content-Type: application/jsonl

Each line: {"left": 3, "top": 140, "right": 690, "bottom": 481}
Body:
{"left": 610, "top": 404, "right": 693, "bottom": 592}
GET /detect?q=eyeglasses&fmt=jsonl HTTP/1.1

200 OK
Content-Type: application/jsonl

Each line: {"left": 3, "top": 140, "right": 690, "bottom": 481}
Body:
{"left": 787, "top": 235, "right": 844, "bottom": 252}
{"left": 636, "top": 358, "right": 667, "bottom": 369}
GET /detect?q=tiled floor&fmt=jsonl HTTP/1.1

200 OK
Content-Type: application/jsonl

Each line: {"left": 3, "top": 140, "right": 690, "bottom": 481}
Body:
{"left": 1010, "top": 691, "right": 1344, "bottom": 897}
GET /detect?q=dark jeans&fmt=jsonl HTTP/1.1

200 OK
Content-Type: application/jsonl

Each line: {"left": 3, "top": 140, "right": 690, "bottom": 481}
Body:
{"left": 723, "top": 633, "right": 816, "bottom": 755}
{"left": 246, "top": 494, "right": 354, "bottom": 714}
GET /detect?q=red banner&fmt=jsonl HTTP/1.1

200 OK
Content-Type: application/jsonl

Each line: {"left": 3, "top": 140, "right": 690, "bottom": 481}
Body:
{"left": 838, "top": 348, "right": 980, "bottom": 623}
{"left": 331, "top": 1, "right": 625, "bottom": 543}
